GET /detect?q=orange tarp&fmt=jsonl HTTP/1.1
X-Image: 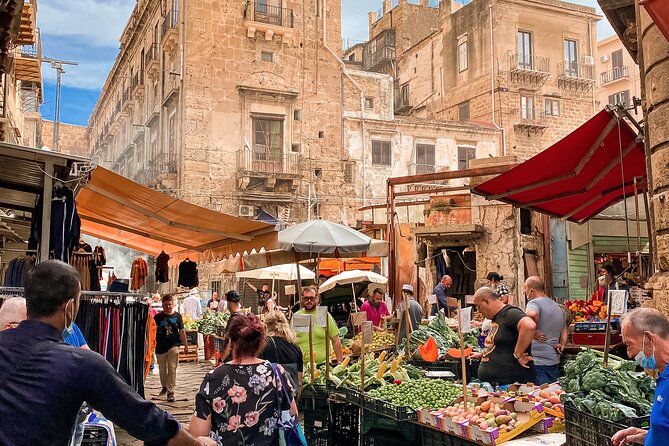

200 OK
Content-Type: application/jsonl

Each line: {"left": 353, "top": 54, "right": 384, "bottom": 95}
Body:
{"left": 318, "top": 258, "right": 381, "bottom": 277}
{"left": 76, "top": 167, "right": 278, "bottom": 257}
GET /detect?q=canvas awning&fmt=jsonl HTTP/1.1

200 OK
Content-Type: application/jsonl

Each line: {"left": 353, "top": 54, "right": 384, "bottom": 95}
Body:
{"left": 76, "top": 167, "right": 278, "bottom": 257}
{"left": 472, "top": 109, "right": 646, "bottom": 224}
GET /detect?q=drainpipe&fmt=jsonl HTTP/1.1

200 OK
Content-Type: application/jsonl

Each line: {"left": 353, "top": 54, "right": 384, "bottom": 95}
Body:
{"left": 588, "top": 19, "right": 596, "bottom": 114}
{"left": 322, "top": 0, "right": 367, "bottom": 208}
{"left": 489, "top": 3, "right": 506, "bottom": 157}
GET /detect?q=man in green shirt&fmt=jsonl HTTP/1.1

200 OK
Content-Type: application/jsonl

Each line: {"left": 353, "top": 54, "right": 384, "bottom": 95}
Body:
{"left": 294, "top": 286, "right": 343, "bottom": 365}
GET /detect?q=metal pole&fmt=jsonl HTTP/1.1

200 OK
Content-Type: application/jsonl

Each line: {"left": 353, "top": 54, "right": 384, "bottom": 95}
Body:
{"left": 39, "top": 162, "right": 53, "bottom": 262}
{"left": 53, "top": 67, "right": 62, "bottom": 152}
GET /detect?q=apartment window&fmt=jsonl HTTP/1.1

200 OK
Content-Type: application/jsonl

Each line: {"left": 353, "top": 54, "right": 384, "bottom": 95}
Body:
{"left": 458, "top": 146, "right": 476, "bottom": 170}
{"left": 564, "top": 39, "right": 578, "bottom": 76}
{"left": 167, "top": 111, "right": 177, "bottom": 170}
{"left": 611, "top": 49, "right": 623, "bottom": 70}
{"left": 171, "top": 0, "right": 179, "bottom": 24}
{"left": 518, "top": 31, "right": 533, "bottom": 69}
{"left": 257, "top": 0, "right": 267, "bottom": 13}
{"left": 416, "top": 143, "right": 435, "bottom": 172}
{"left": 520, "top": 209, "right": 532, "bottom": 235}
{"left": 343, "top": 161, "right": 355, "bottom": 183}
{"left": 545, "top": 98, "right": 560, "bottom": 116}
{"left": 253, "top": 116, "right": 284, "bottom": 161}
{"left": 210, "top": 280, "right": 221, "bottom": 294}
{"left": 348, "top": 53, "right": 355, "bottom": 62}
{"left": 261, "top": 51, "right": 274, "bottom": 62}
{"left": 458, "top": 36, "right": 468, "bottom": 72}
{"left": 458, "top": 101, "right": 470, "bottom": 122}
{"left": 609, "top": 90, "right": 630, "bottom": 107}
{"left": 372, "top": 140, "right": 391, "bottom": 166}
{"left": 520, "top": 95, "right": 535, "bottom": 120}
{"left": 365, "top": 97, "right": 374, "bottom": 109}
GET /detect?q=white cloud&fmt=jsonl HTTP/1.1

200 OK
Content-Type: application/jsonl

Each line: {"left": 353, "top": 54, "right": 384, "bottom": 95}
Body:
{"left": 41, "top": 59, "right": 113, "bottom": 91}
{"left": 39, "top": 0, "right": 135, "bottom": 48}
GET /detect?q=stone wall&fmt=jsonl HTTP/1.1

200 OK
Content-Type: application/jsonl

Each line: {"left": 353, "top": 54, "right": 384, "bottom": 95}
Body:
{"left": 41, "top": 120, "right": 91, "bottom": 157}
{"left": 642, "top": 6, "right": 669, "bottom": 315}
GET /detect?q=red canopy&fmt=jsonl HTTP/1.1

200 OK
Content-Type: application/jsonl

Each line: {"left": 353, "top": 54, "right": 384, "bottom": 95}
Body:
{"left": 472, "top": 109, "right": 646, "bottom": 224}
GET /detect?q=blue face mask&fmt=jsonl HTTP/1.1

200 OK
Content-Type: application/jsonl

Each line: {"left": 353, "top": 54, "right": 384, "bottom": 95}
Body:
{"left": 634, "top": 334, "right": 656, "bottom": 370}
{"left": 61, "top": 300, "right": 75, "bottom": 340}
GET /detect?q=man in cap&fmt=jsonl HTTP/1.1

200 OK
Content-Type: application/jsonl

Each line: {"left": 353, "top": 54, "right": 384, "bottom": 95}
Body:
{"left": 394, "top": 284, "right": 423, "bottom": 341}
{"left": 220, "top": 290, "right": 244, "bottom": 362}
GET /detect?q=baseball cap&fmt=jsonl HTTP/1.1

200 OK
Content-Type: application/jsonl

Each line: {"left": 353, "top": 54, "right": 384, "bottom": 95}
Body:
{"left": 225, "top": 290, "right": 241, "bottom": 302}
{"left": 402, "top": 284, "right": 414, "bottom": 294}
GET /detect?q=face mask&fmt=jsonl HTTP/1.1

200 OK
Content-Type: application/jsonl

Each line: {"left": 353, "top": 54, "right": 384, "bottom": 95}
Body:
{"left": 634, "top": 334, "right": 657, "bottom": 370}
{"left": 61, "top": 300, "right": 75, "bottom": 340}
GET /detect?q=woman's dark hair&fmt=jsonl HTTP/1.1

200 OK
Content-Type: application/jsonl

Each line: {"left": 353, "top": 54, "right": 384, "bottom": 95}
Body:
{"left": 25, "top": 260, "right": 81, "bottom": 318}
{"left": 227, "top": 313, "right": 267, "bottom": 358}
{"left": 601, "top": 264, "right": 614, "bottom": 275}
{"left": 486, "top": 272, "right": 503, "bottom": 282}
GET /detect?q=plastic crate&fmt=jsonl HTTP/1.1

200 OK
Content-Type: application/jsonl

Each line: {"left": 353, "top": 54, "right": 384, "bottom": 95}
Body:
{"left": 326, "top": 381, "right": 364, "bottom": 406}
{"left": 299, "top": 393, "right": 330, "bottom": 445}
{"left": 81, "top": 425, "right": 109, "bottom": 446}
{"left": 361, "top": 410, "right": 421, "bottom": 441}
{"left": 421, "top": 428, "right": 453, "bottom": 446}
{"left": 331, "top": 402, "right": 360, "bottom": 444}
{"left": 564, "top": 402, "right": 649, "bottom": 446}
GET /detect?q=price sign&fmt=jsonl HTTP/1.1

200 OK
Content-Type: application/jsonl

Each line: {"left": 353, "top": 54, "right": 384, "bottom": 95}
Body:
{"left": 351, "top": 312, "right": 367, "bottom": 326}
{"left": 292, "top": 314, "right": 311, "bottom": 333}
{"left": 459, "top": 306, "right": 472, "bottom": 333}
{"left": 609, "top": 290, "right": 628, "bottom": 315}
{"left": 427, "top": 294, "right": 438, "bottom": 305}
{"left": 285, "top": 285, "right": 296, "bottom": 295}
{"left": 316, "top": 306, "right": 328, "bottom": 328}
{"left": 362, "top": 321, "right": 374, "bottom": 344}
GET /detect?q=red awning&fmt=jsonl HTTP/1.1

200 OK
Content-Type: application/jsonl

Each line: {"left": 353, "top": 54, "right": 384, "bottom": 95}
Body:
{"left": 472, "top": 109, "right": 646, "bottom": 224}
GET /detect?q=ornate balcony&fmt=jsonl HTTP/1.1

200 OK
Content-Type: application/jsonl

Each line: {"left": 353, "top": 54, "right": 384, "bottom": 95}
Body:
{"left": 144, "top": 43, "right": 160, "bottom": 81}
{"left": 557, "top": 61, "right": 596, "bottom": 91}
{"left": 508, "top": 53, "right": 550, "bottom": 85}
{"left": 600, "top": 66, "right": 630, "bottom": 85}
{"left": 514, "top": 111, "right": 548, "bottom": 134}
{"left": 132, "top": 70, "right": 145, "bottom": 101}
{"left": 244, "top": 1, "right": 294, "bottom": 41}
{"left": 161, "top": 10, "right": 179, "bottom": 55}
{"left": 236, "top": 147, "right": 300, "bottom": 191}
{"left": 408, "top": 164, "right": 437, "bottom": 176}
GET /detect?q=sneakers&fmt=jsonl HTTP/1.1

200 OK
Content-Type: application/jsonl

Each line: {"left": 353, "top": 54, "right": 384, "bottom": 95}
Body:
{"left": 167, "top": 392, "right": 175, "bottom": 402}
{"left": 158, "top": 387, "right": 167, "bottom": 396}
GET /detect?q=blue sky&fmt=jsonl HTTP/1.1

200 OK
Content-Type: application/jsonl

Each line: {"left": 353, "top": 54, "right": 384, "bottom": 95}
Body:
{"left": 38, "top": 0, "right": 614, "bottom": 127}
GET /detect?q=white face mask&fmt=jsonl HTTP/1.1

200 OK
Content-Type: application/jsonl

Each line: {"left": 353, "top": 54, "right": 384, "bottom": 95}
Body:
{"left": 61, "top": 300, "right": 75, "bottom": 340}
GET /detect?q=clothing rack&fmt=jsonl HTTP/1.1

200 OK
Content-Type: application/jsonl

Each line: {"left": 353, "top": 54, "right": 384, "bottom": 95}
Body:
{"left": 0, "top": 248, "right": 38, "bottom": 254}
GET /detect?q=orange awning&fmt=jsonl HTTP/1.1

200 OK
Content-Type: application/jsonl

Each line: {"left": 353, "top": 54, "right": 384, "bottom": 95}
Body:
{"left": 76, "top": 167, "right": 278, "bottom": 257}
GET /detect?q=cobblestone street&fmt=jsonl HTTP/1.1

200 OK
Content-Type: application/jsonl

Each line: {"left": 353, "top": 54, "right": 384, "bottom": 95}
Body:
{"left": 116, "top": 360, "right": 214, "bottom": 446}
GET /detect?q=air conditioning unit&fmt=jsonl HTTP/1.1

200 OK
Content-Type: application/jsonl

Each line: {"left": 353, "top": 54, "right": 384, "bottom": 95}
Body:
{"left": 583, "top": 55, "right": 595, "bottom": 65}
{"left": 238, "top": 205, "right": 255, "bottom": 218}
{"left": 600, "top": 54, "right": 610, "bottom": 63}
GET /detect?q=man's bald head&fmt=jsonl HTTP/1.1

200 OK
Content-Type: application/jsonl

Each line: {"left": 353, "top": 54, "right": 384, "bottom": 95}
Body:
{"left": 441, "top": 275, "right": 452, "bottom": 287}
{"left": 523, "top": 276, "right": 546, "bottom": 300}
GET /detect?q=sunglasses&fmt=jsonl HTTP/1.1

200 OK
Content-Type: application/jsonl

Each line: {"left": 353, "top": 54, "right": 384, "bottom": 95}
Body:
{"left": 302, "top": 295, "right": 318, "bottom": 301}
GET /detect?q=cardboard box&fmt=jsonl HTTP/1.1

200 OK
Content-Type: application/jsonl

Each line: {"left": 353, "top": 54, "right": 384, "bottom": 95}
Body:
{"left": 531, "top": 417, "right": 565, "bottom": 434}
{"left": 436, "top": 413, "right": 469, "bottom": 437}
{"left": 464, "top": 399, "right": 545, "bottom": 445}
{"left": 529, "top": 383, "right": 564, "bottom": 419}
{"left": 418, "top": 408, "right": 444, "bottom": 428}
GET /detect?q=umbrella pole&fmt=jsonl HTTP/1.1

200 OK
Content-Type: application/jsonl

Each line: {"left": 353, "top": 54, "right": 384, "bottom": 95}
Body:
{"left": 295, "top": 259, "right": 302, "bottom": 307}
{"left": 352, "top": 283, "right": 359, "bottom": 334}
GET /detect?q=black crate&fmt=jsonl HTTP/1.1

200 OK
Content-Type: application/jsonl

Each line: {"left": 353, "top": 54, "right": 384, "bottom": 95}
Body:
{"left": 360, "top": 393, "right": 416, "bottom": 421}
{"left": 299, "top": 393, "right": 330, "bottom": 445}
{"left": 81, "top": 425, "right": 109, "bottom": 446}
{"left": 361, "top": 410, "right": 421, "bottom": 441}
{"left": 421, "top": 428, "right": 453, "bottom": 446}
{"left": 327, "top": 382, "right": 364, "bottom": 406}
{"left": 564, "top": 402, "right": 650, "bottom": 446}
{"left": 331, "top": 402, "right": 360, "bottom": 444}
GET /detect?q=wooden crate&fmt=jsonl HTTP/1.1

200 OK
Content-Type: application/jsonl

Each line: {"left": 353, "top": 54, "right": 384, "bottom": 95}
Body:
{"left": 178, "top": 345, "right": 198, "bottom": 362}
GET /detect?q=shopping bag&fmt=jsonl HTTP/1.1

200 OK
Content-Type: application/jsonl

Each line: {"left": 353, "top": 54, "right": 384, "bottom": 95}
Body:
{"left": 271, "top": 363, "right": 308, "bottom": 446}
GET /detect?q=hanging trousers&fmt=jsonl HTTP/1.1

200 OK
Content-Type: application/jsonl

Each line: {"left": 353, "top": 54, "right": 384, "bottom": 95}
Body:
{"left": 156, "top": 346, "right": 179, "bottom": 392}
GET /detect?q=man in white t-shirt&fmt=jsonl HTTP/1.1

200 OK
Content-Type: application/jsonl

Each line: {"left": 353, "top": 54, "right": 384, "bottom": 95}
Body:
{"left": 182, "top": 289, "right": 202, "bottom": 320}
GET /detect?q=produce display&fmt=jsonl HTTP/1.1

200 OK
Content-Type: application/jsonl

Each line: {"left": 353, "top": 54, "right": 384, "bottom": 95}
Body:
{"left": 350, "top": 331, "right": 395, "bottom": 352}
{"left": 367, "top": 378, "right": 462, "bottom": 410}
{"left": 532, "top": 387, "right": 565, "bottom": 417}
{"left": 306, "top": 351, "right": 425, "bottom": 388}
{"left": 444, "top": 400, "right": 519, "bottom": 432}
{"left": 565, "top": 298, "right": 608, "bottom": 322}
{"left": 407, "top": 313, "right": 481, "bottom": 359}
{"left": 560, "top": 349, "right": 655, "bottom": 421}
{"left": 196, "top": 310, "right": 230, "bottom": 335}
{"left": 182, "top": 313, "right": 198, "bottom": 331}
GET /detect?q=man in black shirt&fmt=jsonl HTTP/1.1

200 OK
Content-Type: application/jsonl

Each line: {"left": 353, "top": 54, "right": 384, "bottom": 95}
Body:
{"left": 473, "top": 286, "right": 537, "bottom": 386}
{"left": 247, "top": 282, "right": 271, "bottom": 308}
{"left": 154, "top": 294, "right": 189, "bottom": 402}
{"left": 0, "top": 260, "right": 212, "bottom": 446}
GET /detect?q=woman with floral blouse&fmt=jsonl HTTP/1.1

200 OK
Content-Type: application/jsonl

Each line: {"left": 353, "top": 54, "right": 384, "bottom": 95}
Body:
{"left": 189, "top": 313, "right": 298, "bottom": 445}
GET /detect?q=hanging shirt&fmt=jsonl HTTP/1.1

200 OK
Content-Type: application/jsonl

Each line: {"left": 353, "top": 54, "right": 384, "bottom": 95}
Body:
{"left": 131, "top": 258, "right": 148, "bottom": 291}
{"left": 155, "top": 251, "right": 170, "bottom": 283}
{"left": 178, "top": 260, "right": 198, "bottom": 288}
{"left": 154, "top": 312, "right": 184, "bottom": 354}
{"left": 0, "top": 320, "right": 179, "bottom": 446}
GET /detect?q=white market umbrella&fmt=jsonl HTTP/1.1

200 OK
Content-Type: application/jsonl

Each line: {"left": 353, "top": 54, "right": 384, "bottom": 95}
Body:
{"left": 236, "top": 264, "right": 315, "bottom": 280}
{"left": 319, "top": 269, "right": 388, "bottom": 293}
{"left": 278, "top": 220, "right": 372, "bottom": 254}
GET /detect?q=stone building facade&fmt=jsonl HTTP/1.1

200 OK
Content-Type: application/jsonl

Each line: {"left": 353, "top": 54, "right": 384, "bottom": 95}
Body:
{"left": 89, "top": 0, "right": 346, "bottom": 224}
{"left": 41, "top": 120, "right": 90, "bottom": 157}
{"left": 370, "top": 0, "right": 601, "bottom": 160}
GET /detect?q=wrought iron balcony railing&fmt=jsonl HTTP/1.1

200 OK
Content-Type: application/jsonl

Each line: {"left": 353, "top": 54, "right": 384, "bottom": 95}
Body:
{"left": 245, "top": 1, "right": 294, "bottom": 28}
